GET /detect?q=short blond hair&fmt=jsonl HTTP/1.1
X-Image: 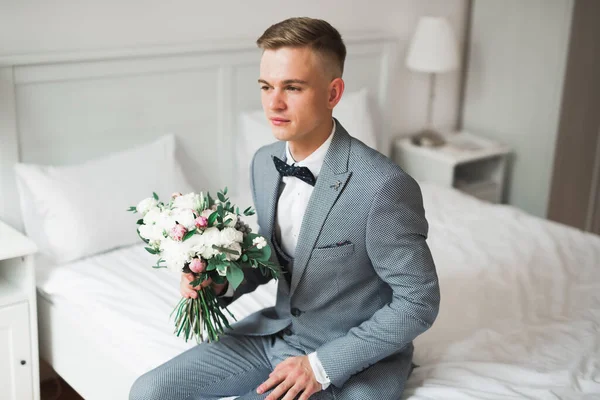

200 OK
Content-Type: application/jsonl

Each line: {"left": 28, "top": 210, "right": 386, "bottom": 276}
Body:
{"left": 256, "top": 17, "right": 347, "bottom": 78}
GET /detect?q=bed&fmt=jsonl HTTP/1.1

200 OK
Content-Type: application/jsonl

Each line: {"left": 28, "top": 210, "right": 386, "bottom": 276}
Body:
{"left": 1, "top": 34, "right": 600, "bottom": 400}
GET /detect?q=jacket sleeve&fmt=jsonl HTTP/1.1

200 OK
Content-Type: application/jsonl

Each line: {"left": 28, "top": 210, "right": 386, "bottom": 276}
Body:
{"left": 316, "top": 173, "right": 440, "bottom": 388}
{"left": 218, "top": 151, "right": 274, "bottom": 307}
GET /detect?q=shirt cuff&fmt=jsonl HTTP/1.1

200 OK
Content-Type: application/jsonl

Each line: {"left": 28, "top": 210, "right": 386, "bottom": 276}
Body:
{"left": 220, "top": 282, "right": 234, "bottom": 298}
{"left": 308, "top": 352, "right": 331, "bottom": 391}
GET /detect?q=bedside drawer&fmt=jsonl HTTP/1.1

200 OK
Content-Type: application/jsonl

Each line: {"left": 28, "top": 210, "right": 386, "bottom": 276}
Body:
{"left": 0, "top": 301, "right": 33, "bottom": 400}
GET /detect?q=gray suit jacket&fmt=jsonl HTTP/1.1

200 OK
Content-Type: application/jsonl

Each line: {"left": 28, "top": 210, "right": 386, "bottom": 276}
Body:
{"left": 226, "top": 119, "right": 440, "bottom": 398}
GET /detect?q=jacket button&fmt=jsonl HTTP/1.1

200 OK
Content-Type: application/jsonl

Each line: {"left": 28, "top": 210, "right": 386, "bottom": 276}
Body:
{"left": 283, "top": 328, "right": 293, "bottom": 336}
{"left": 291, "top": 308, "right": 302, "bottom": 317}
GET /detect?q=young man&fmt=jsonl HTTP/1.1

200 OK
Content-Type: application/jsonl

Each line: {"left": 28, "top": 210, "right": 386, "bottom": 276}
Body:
{"left": 130, "top": 17, "right": 439, "bottom": 400}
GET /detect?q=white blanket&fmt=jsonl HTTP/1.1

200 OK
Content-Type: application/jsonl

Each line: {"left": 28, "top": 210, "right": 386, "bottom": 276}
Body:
{"left": 405, "top": 183, "right": 600, "bottom": 399}
{"left": 36, "top": 184, "right": 600, "bottom": 398}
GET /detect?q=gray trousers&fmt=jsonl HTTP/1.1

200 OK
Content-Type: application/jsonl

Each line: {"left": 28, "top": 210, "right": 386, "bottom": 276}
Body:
{"left": 129, "top": 333, "right": 335, "bottom": 400}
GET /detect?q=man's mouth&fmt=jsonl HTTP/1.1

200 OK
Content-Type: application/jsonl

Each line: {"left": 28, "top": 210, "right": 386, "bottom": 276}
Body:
{"left": 270, "top": 118, "right": 290, "bottom": 126}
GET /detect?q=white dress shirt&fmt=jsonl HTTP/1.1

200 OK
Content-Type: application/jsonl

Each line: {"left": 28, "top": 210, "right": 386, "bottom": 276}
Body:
{"left": 274, "top": 120, "right": 335, "bottom": 391}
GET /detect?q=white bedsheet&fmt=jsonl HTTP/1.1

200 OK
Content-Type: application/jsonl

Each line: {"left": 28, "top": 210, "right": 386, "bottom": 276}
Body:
{"left": 35, "top": 184, "right": 600, "bottom": 399}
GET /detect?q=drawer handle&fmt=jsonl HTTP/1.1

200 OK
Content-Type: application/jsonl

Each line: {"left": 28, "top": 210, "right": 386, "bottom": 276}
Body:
{"left": 20, "top": 360, "right": 26, "bottom": 365}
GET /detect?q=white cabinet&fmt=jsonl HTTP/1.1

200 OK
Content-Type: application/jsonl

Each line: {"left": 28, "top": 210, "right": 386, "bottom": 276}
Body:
{"left": 393, "top": 131, "right": 512, "bottom": 203}
{"left": 0, "top": 302, "right": 33, "bottom": 400}
{"left": 0, "top": 221, "right": 39, "bottom": 400}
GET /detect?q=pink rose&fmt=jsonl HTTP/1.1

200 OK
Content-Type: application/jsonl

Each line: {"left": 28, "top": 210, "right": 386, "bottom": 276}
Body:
{"left": 189, "top": 258, "right": 207, "bottom": 273}
{"left": 195, "top": 216, "right": 208, "bottom": 229}
{"left": 170, "top": 224, "right": 187, "bottom": 241}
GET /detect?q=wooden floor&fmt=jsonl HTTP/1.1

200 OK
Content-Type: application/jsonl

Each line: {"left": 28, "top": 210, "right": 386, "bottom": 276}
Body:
{"left": 40, "top": 360, "right": 84, "bottom": 400}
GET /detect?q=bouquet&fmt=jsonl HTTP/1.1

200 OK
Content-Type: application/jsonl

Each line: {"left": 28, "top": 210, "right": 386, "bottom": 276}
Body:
{"left": 128, "top": 188, "right": 280, "bottom": 343}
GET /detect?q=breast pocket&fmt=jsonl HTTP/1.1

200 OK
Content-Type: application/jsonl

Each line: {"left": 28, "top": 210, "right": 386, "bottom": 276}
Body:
{"left": 310, "top": 242, "right": 355, "bottom": 260}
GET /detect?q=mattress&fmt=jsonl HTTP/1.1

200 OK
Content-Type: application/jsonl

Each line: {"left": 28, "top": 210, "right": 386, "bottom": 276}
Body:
{"left": 35, "top": 184, "right": 600, "bottom": 399}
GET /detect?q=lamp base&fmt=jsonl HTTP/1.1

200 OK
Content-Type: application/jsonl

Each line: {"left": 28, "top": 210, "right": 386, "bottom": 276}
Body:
{"left": 410, "top": 129, "right": 446, "bottom": 147}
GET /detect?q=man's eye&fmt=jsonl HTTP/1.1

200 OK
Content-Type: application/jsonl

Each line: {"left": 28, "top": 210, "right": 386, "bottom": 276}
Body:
{"left": 260, "top": 86, "right": 270, "bottom": 91}
{"left": 286, "top": 86, "right": 300, "bottom": 91}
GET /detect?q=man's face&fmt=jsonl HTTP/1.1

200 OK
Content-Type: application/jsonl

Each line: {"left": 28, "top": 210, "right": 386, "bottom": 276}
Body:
{"left": 259, "top": 47, "right": 333, "bottom": 143}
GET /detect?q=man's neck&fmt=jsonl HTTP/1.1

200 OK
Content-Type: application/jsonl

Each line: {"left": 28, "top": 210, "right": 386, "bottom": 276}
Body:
{"left": 288, "top": 118, "right": 334, "bottom": 162}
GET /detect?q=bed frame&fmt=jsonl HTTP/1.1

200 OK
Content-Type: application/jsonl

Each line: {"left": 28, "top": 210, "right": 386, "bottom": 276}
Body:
{"left": 0, "top": 34, "right": 398, "bottom": 399}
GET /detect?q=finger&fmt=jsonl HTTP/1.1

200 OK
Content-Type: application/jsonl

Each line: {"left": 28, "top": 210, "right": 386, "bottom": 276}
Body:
{"left": 257, "top": 373, "right": 284, "bottom": 395}
{"left": 299, "top": 387, "right": 316, "bottom": 400}
{"left": 200, "top": 277, "right": 213, "bottom": 288}
{"left": 281, "top": 383, "right": 303, "bottom": 400}
{"left": 265, "top": 380, "right": 294, "bottom": 400}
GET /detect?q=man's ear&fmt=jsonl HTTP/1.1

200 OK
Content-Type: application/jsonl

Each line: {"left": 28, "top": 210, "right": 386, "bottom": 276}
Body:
{"left": 328, "top": 78, "right": 345, "bottom": 109}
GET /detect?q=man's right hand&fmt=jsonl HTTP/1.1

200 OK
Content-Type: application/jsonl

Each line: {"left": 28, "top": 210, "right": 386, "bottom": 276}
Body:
{"left": 180, "top": 272, "right": 227, "bottom": 298}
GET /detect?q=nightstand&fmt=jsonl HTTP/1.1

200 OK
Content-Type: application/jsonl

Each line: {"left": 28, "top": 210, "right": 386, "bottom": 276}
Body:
{"left": 393, "top": 131, "right": 511, "bottom": 203}
{"left": 0, "top": 220, "right": 40, "bottom": 400}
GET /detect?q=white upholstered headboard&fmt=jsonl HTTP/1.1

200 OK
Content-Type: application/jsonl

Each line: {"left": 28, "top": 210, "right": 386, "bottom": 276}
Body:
{"left": 0, "top": 34, "right": 398, "bottom": 233}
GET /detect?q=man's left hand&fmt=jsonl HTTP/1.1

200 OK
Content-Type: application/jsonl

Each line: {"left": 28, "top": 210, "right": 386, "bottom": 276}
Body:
{"left": 257, "top": 355, "right": 321, "bottom": 400}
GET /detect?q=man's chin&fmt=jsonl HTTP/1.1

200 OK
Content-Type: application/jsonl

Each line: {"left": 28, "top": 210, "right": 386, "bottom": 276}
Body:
{"left": 270, "top": 126, "right": 294, "bottom": 142}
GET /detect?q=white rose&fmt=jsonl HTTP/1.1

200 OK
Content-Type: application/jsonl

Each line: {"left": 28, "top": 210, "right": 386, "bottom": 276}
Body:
{"left": 172, "top": 208, "right": 196, "bottom": 230}
{"left": 224, "top": 212, "right": 238, "bottom": 227}
{"left": 156, "top": 210, "right": 177, "bottom": 232}
{"left": 201, "top": 227, "right": 222, "bottom": 246}
{"left": 173, "top": 193, "right": 201, "bottom": 211}
{"left": 200, "top": 246, "right": 217, "bottom": 260}
{"left": 136, "top": 197, "right": 158, "bottom": 215}
{"left": 139, "top": 224, "right": 165, "bottom": 242}
{"left": 252, "top": 236, "right": 268, "bottom": 250}
{"left": 220, "top": 227, "right": 243, "bottom": 246}
{"left": 143, "top": 207, "right": 161, "bottom": 225}
{"left": 160, "top": 238, "right": 192, "bottom": 273}
{"left": 186, "top": 234, "right": 207, "bottom": 257}
{"left": 225, "top": 242, "right": 242, "bottom": 261}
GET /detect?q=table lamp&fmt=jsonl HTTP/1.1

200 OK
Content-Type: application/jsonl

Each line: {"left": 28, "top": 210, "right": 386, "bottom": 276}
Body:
{"left": 406, "top": 16, "right": 459, "bottom": 147}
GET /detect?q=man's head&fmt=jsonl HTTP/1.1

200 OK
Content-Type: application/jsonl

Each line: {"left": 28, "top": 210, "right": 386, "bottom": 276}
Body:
{"left": 257, "top": 17, "right": 346, "bottom": 146}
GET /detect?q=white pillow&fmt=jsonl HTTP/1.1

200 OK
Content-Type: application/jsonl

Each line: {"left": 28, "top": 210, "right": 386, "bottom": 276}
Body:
{"left": 236, "top": 88, "right": 378, "bottom": 195}
{"left": 14, "top": 134, "right": 194, "bottom": 265}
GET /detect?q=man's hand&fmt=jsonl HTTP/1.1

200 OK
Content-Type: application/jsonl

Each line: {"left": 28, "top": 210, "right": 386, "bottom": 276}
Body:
{"left": 180, "top": 272, "right": 227, "bottom": 298}
{"left": 257, "top": 355, "right": 321, "bottom": 400}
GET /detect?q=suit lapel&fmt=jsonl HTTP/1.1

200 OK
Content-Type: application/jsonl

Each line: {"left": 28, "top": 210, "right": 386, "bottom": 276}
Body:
{"left": 262, "top": 142, "right": 286, "bottom": 245}
{"left": 290, "top": 121, "right": 352, "bottom": 296}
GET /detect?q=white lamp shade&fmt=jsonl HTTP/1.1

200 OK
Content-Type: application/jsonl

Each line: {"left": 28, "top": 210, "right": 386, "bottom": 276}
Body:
{"left": 406, "top": 16, "right": 459, "bottom": 73}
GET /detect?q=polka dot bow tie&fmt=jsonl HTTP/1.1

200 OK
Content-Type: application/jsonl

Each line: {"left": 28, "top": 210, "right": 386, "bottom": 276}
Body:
{"left": 272, "top": 156, "right": 316, "bottom": 186}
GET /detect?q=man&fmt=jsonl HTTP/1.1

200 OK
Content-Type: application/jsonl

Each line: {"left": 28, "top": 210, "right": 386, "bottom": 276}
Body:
{"left": 130, "top": 17, "right": 439, "bottom": 400}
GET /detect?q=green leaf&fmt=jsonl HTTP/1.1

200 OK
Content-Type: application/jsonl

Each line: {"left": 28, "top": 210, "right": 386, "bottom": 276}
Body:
{"left": 136, "top": 218, "right": 144, "bottom": 225}
{"left": 212, "top": 245, "right": 240, "bottom": 256}
{"left": 145, "top": 246, "right": 158, "bottom": 255}
{"left": 207, "top": 192, "right": 214, "bottom": 208}
{"left": 236, "top": 207, "right": 240, "bottom": 215}
{"left": 241, "top": 254, "right": 248, "bottom": 262}
{"left": 217, "top": 192, "right": 226, "bottom": 203}
{"left": 182, "top": 229, "right": 196, "bottom": 241}
{"left": 136, "top": 229, "right": 149, "bottom": 244}
{"left": 226, "top": 264, "right": 244, "bottom": 290}
{"left": 152, "top": 192, "right": 159, "bottom": 201}
{"left": 223, "top": 218, "right": 232, "bottom": 225}
{"left": 223, "top": 187, "right": 228, "bottom": 195}
{"left": 127, "top": 206, "right": 137, "bottom": 212}
{"left": 208, "top": 211, "right": 218, "bottom": 226}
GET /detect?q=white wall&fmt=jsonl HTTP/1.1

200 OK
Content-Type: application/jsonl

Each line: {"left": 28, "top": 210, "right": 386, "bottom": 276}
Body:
{"left": 0, "top": 0, "right": 467, "bottom": 151}
{"left": 462, "top": 0, "right": 574, "bottom": 218}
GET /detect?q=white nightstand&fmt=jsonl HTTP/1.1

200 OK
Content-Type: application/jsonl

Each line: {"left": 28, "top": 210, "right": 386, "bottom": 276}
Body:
{"left": 393, "top": 131, "right": 511, "bottom": 203}
{"left": 0, "top": 220, "right": 40, "bottom": 400}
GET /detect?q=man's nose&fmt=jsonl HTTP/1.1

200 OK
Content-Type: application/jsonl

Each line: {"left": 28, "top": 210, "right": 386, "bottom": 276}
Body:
{"left": 269, "top": 90, "right": 286, "bottom": 110}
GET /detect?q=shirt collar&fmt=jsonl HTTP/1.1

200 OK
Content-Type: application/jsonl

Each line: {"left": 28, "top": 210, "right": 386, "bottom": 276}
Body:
{"left": 285, "top": 119, "right": 336, "bottom": 178}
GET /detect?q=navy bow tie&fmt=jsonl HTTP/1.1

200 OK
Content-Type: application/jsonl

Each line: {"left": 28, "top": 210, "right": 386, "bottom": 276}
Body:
{"left": 272, "top": 156, "right": 316, "bottom": 186}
